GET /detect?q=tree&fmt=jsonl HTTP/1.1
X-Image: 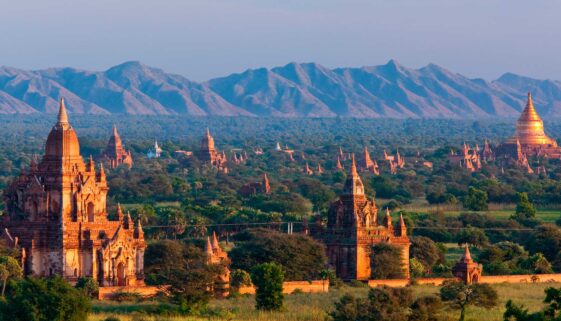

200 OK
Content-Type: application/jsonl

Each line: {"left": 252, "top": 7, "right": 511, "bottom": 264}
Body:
{"left": 410, "top": 258, "right": 425, "bottom": 278}
{"left": 440, "top": 281, "right": 498, "bottom": 321}
{"left": 74, "top": 277, "right": 99, "bottom": 299}
{"left": 512, "top": 192, "right": 539, "bottom": 226}
{"left": 456, "top": 227, "right": 489, "bottom": 248}
{"left": 251, "top": 262, "right": 284, "bottom": 311}
{"left": 230, "top": 228, "right": 326, "bottom": 281}
{"left": 144, "top": 240, "right": 224, "bottom": 313}
{"left": 0, "top": 277, "right": 91, "bottom": 321}
{"left": 526, "top": 224, "right": 561, "bottom": 264}
{"left": 0, "top": 255, "right": 22, "bottom": 297}
{"left": 462, "top": 187, "right": 488, "bottom": 211}
{"left": 370, "top": 243, "right": 406, "bottom": 279}
{"left": 410, "top": 236, "right": 443, "bottom": 273}
{"left": 230, "top": 269, "right": 252, "bottom": 293}
{"left": 520, "top": 253, "right": 553, "bottom": 274}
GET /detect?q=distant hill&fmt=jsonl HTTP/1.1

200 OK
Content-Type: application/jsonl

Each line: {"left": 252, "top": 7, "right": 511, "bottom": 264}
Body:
{"left": 0, "top": 60, "right": 559, "bottom": 118}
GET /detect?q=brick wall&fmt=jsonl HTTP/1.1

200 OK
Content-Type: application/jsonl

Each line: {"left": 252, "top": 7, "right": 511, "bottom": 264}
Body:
{"left": 368, "top": 274, "right": 561, "bottom": 288}
{"left": 238, "top": 280, "right": 329, "bottom": 294}
{"left": 98, "top": 286, "right": 161, "bottom": 300}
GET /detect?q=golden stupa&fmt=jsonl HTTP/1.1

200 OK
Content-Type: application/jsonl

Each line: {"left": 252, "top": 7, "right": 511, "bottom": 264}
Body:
{"left": 506, "top": 92, "right": 557, "bottom": 147}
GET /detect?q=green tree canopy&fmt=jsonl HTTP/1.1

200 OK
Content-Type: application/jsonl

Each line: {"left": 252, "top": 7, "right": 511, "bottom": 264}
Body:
{"left": 512, "top": 192, "right": 539, "bottom": 227}
{"left": 251, "top": 262, "right": 284, "bottom": 311}
{"left": 0, "top": 277, "right": 91, "bottom": 321}
{"left": 462, "top": 187, "right": 488, "bottom": 211}
{"left": 230, "top": 228, "right": 327, "bottom": 281}
{"left": 370, "top": 243, "right": 406, "bottom": 279}
{"left": 144, "top": 239, "right": 224, "bottom": 313}
{"left": 440, "top": 281, "right": 498, "bottom": 321}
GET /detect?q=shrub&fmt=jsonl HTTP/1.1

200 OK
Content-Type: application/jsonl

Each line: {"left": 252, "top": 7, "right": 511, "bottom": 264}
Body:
{"left": 0, "top": 277, "right": 91, "bottom": 321}
{"left": 75, "top": 276, "right": 99, "bottom": 298}
{"left": 251, "top": 262, "right": 284, "bottom": 311}
{"left": 330, "top": 286, "right": 414, "bottom": 321}
{"left": 230, "top": 269, "right": 252, "bottom": 292}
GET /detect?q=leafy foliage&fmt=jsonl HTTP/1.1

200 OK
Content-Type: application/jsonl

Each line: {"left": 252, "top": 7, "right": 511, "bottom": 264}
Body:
{"left": 251, "top": 262, "right": 284, "bottom": 311}
{"left": 229, "top": 228, "right": 327, "bottom": 281}
{"left": 330, "top": 286, "right": 443, "bottom": 321}
{"left": 0, "top": 277, "right": 91, "bottom": 321}
{"left": 370, "top": 243, "right": 406, "bottom": 279}
{"left": 74, "top": 277, "right": 99, "bottom": 299}
{"left": 462, "top": 187, "right": 488, "bottom": 211}
{"left": 144, "top": 240, "right": 224, "bottom": 313}
{"left": 440, "top": 281, "right": 498, "bottom": 321}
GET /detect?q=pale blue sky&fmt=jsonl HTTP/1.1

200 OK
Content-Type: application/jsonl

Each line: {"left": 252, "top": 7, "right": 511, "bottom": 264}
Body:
{"left": 1, "top": 0, "right": 560, "bottom": 81}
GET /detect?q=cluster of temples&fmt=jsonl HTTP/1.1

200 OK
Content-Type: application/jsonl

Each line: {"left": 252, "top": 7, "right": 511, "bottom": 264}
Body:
{"left": 496, "top": 92, "right": 561, "bottom": 159}
{"left": 4, "top": 92, "right": 560, "bottom": 291}
{"left": 448, "top": 92, "right": 560, "bottom": 174}
{"left": 2, "top": 99, "right": 146, "bottom": 286}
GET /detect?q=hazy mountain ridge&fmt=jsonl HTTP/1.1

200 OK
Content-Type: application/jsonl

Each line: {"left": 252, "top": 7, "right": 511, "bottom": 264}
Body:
{"left": 0, "top": 60, "right": 558, "bottom": 118}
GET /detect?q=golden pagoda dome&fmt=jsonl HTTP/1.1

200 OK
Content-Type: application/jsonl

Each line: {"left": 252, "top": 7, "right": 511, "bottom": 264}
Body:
{"left": 507, "top": 92, "right": 557, "bottom": 146}
{"left": 44, "top": 98, "right": 82, "bottom": 158}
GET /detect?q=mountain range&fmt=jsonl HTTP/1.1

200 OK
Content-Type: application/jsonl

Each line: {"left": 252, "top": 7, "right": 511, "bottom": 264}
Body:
{"left": 1, "top": 60, "right": 560, "bottom": 118}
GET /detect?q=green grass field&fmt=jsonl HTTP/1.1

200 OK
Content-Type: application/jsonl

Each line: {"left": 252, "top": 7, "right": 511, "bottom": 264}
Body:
{"left": 89, "top": 282, "right": 558, "bottom": 321}
{"left": 441, "top": 209, "right": 560, "bottom": 223}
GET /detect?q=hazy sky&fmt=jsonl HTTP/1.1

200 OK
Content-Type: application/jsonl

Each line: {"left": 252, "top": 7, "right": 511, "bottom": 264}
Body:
{"left": 2, "top": 0, "right": 561, "bottom": 81}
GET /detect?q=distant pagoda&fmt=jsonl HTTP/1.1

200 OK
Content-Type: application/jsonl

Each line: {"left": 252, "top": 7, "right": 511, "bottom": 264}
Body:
{"left": 102, "top": 125, "right": 133, "bottom": 168}
{"left": 497, "top": 92, "right": 561, "bottom": 159}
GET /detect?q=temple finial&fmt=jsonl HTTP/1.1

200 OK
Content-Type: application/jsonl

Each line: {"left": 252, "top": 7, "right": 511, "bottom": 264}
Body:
{"left": 461, "top": 244, "right": 473, "bottom": 262}
{"left": 350, "top": 154, "right": 357, "bottom": 175}
{"left": 57, "top": 98, "right": 69, "bottom": 125}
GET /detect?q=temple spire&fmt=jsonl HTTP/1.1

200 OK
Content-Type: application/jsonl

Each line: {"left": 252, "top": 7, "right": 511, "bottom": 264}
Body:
{"left": 399, "top": 213, "right": 407, "bottom": 236}
{"left": 206, "top": 236, "right": 214, "bottom": 257}
{"left": 212, "top": 231, "right": 220, "bottom": 250}
{"left": 343, "top": 154, "right": 365, "bottom": 196}
{"left": 57, "top": 98, "right": 69, "bottom": 125}
{"left": 460, "top": 244, "right": 473, "bottom": 263}
{"left": 350, "top": 154, "right": 358, "bottom": 176}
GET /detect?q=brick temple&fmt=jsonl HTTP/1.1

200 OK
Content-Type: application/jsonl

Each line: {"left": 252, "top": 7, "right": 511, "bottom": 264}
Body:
{"left": 319, "top": 155, "right": 410, "bottom": 280}
{"left": 102, "top": 125, "right": 133, "bottom": 169}
{"left": 2, "top": 99, "right": 146, "bottom": 287}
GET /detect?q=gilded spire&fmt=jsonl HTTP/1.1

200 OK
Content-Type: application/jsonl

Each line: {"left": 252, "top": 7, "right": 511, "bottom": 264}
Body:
{"left": 519, "top": 92, "right": 541, "bottom": 121}
{"left": 507, "top": 91, "right": 557, "bottom": 146}
{"left": 57, "top": 98, "right": 69, "bottom": 125}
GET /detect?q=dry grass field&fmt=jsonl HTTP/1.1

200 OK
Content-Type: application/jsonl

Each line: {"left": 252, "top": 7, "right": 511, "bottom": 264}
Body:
{"left": 89, "top": 282, "right": 558, "bottom": 321}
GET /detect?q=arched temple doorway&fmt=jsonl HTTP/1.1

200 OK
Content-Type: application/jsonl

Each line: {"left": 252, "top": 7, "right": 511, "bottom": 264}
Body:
{"left": 87, "top": 202, "right": 94, "bottom": 222}
{"left": 117, "top": 262, "right": 126, "bottom": 286}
